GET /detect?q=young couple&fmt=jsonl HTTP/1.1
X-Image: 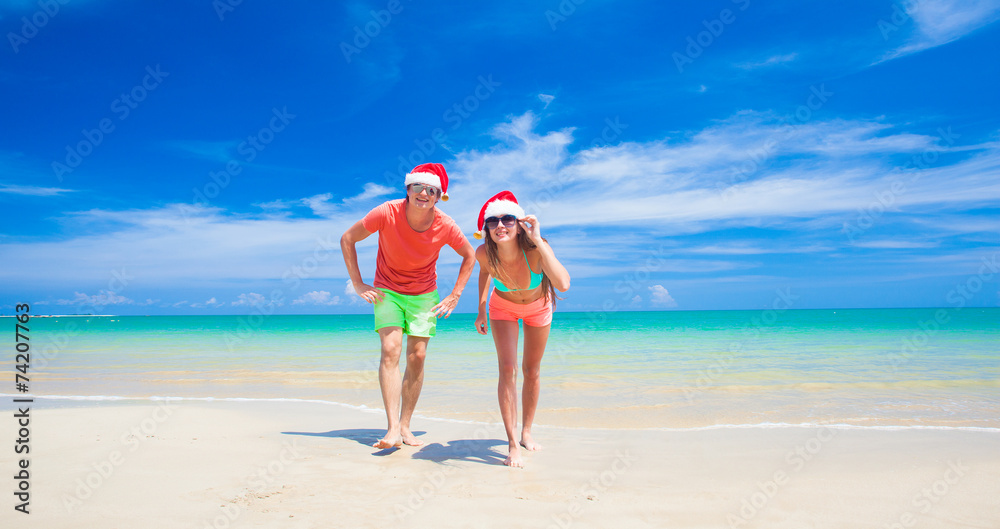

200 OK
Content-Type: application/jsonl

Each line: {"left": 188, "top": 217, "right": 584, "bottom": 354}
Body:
{"left": 340, "top": 163, "right": 570, "bottom": 467}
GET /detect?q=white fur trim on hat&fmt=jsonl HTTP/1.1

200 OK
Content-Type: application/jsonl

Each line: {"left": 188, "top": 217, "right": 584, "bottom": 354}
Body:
{"left": 404, "top": 171, "right": 442, "bottom": 190}
{"left": 483, "top": 199, "right": 525, "bottom": 220}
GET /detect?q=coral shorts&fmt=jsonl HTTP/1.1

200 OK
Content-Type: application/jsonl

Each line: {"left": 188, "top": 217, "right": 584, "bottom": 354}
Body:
{"left": 489, "top": 290, "right": 553, "bottom": 327}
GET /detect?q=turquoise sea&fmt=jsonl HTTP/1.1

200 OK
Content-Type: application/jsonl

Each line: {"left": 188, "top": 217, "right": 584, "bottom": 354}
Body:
{"left": 5, "top": 308, "right": 998, "bottom": 430}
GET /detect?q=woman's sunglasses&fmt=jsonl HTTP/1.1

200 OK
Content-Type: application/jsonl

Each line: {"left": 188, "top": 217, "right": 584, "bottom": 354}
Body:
{"left": 408, "top": 183, "right": 440, "bottom": 197}
{"left": 484, "top": 214, "right": 518, "bottom": 230}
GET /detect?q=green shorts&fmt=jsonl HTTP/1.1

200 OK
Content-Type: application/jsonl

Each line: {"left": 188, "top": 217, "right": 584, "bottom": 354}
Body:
{"left": 373, "top": 288, "right": 439, "bottom": 337}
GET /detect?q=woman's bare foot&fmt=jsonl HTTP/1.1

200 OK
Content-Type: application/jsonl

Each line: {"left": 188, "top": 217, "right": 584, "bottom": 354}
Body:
{"left": 401, "top": 428, "right": 424, "bottom": 446}
{"left": 504, "top": 442, "right": 524, "bottom": 468}
{"left": 520, "top": 431, "right": 542, "bottom": 451}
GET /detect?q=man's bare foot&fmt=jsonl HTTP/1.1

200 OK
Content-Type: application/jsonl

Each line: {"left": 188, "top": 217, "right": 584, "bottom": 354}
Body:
{"left": 520, "top": 431, "right": 542, "bottom": 451}
{"left": 504, "top": 443, "right": 524, "bottom": 468}
{"left": 401, "top": 428, "right": 424, "bottom": 446}
{"left": 373, "top": 432, "right": 402, "bottom": 449}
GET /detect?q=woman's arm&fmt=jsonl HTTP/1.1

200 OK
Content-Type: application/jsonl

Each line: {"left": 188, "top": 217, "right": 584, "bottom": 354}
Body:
{"left": 534, "top": 239, "right": 570, "bottom": 292}
{"left": 519, "top": 215, "right": 570, "bottom": 292}
{"left": 474, "top": 245, "right": 492, "bottom": 334}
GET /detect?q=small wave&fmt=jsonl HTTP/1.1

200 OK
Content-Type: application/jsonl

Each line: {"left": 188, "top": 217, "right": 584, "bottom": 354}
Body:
{"left": 0, "top": 393, "right": 380, "bottom": 414}
{"left": 3, "top": 394, "right": 998, "bottom": 432}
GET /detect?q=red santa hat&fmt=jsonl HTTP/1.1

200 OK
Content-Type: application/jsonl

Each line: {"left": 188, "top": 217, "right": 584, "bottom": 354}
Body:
{"left": 473, "top": 190, "right": 525, "bottom": 240}
{"left": 404, "top": 163, "right": 449, "bottom": 202}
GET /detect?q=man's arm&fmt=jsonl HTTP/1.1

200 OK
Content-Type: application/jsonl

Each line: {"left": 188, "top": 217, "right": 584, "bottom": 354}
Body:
{"left": 341, "top": 220, "right": 385, "bottom": 304}
{"left": 431, "top": 240, "right": 476, "bottom": 318}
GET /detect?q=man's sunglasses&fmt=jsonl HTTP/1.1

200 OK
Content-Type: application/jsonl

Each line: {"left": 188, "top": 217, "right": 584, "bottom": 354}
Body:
{"left": 484, "top": 214, "right": 518, "bottom": 230}
{"left": 408, "top": 183, "right": 440, "bottom": 197}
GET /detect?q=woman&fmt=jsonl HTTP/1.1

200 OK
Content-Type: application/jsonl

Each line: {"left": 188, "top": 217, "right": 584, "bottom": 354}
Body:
{"left": 473, "top": 191, "right": 570, "bottom": 468}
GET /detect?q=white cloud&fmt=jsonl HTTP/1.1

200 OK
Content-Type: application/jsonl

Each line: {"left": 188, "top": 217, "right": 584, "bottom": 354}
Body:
{"left": 878, "top": 0, "right": 1000, "bottom": 62}
{"left": 735, "top": 53, "right": 798, "bottom": 70}
{"left": 0, "top": 202, "right": 362, "bottom": 287}
{"left": 648, "top": 285, "right": 678, "bottom": 307}
{"left": 851, "top": 240, "right": 939, "bottom": 249}
{"left": 302, "top": 193, "right": 337, "bottom": 217}
{"left": 301, "top": 185, "right": 396, "bottom": 216}
{"left": 0, "top": 183, "right": 74, "bottom": 196}
{"left": 346, "top": 182, "right": 395, "bottom": 203}
{"left": 232, "top": 292, "right": 269, "bottom": 307}
{"left": 190, "top": 297, "right": 222, "bottom": 308}
{"left": 292, "top": 290, "right": 341, "bottom": 306}
{"left": 444, "top": 112, "right": 1000, "bottom": 237}
{"left": 538, "top": 93, "right": 555, "bottom": 108}
{"left": 345, "top": 279, "right": 365, "bottom": 305}
{"left": 56, "top": 290, "right": 133, "bottom": 307}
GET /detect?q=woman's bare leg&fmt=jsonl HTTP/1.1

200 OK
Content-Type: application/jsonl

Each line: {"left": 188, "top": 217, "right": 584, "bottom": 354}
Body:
{"left": 492, "top": 319, "right": 523, "bottom": 467}
{"left": 520, "top": 323, "right": 550, "bottom": 451}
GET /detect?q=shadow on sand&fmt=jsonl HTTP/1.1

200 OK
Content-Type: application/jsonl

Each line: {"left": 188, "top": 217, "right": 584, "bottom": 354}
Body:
{"left": 411, "top": 438, "right": 508, "bottom": 466}
{"left": 281, "top": 428, "right": 429, "bottom": 456}
{"left": 281, "top": 429, "right": 508, "bottom": 463}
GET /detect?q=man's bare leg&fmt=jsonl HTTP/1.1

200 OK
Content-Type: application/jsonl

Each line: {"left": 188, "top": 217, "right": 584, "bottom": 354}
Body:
{"left": 374, "top": 326, "right": 404, "bottom": 448}
{"left": 399, "top": 335, "right": 428, "bottom": 446}
{"left": 520, "top": 323, "right": 550, "bottom": 452}
{"left": 492, "top": 319, "right": 523, "bottom": 467}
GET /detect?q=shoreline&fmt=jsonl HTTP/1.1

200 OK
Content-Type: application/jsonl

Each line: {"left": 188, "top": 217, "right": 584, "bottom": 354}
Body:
{"left": 4, "top": 393, "right": 999, "bottom": 433}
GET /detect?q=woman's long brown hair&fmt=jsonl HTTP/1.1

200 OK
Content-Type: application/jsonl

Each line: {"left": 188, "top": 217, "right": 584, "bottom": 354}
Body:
{"left": 484, "top": 227, "right": 560, "bottom": 308}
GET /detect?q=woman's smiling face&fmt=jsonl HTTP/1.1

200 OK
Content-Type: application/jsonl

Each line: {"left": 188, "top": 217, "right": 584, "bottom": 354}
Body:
{"left": 489, "top": 217, "right": 518, "bottom": 243}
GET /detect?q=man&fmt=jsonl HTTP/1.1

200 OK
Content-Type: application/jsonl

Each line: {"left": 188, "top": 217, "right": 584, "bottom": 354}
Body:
{"left": 341, "top": 163, "right": 475, "bottom": 449}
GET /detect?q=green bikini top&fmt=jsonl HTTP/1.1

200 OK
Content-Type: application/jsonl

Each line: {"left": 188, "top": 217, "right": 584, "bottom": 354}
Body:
{"left": 493, "top": 249, "right": 543, "bottom": 292}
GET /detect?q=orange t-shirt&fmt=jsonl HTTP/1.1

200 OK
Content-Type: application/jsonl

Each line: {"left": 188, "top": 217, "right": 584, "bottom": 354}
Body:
{"left": 362, "top": 199, "right": 468, "bottom": 295}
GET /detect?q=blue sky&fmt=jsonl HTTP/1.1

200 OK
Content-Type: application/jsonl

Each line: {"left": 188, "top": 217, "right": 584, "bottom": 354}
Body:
{"left": 2, "top": 0, "right": 999, "bottom": 315}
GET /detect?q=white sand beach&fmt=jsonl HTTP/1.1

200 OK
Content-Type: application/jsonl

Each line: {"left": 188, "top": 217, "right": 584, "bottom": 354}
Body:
{"left": 2, "top": 400, "right": 998, "bottom": 528}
